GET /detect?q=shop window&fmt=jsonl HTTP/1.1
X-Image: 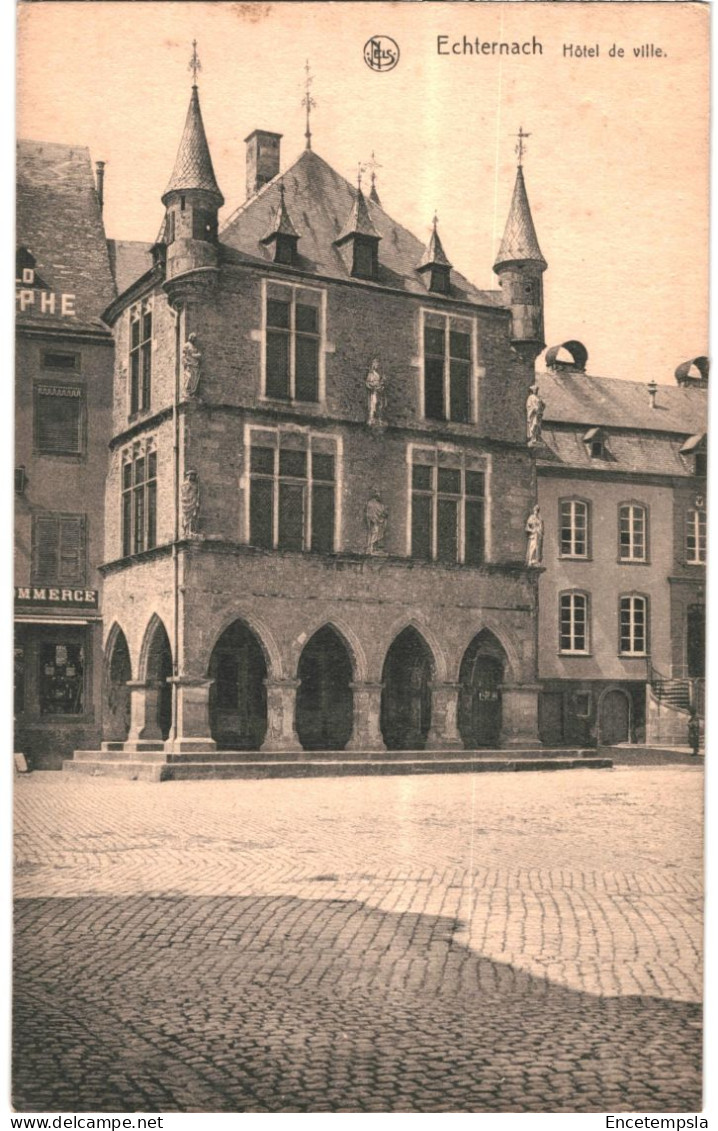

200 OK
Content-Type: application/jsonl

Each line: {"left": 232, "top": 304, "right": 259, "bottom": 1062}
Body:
{"left": 422, "top": 312, "right": 473, "bottom": 424}
{"left": 619, "top": 594, "right": 649, "bottom": 656}
{"left": 248, "top": 429, "right": 337, "bottom": 553}
{"left": 122, "top": 442, "right": 157, "bottom": 556}
{"left": 129, "top": 300, "right": 153, "bottom": 415}
{"left": 35, "top": 384, "right": 84, "bottom": 455}
{"left": 264, "top": 282, "right": 322, "bottom": 403}
{"left": 31, "top": 514, "right": 86, "bottom": 585}
{"left": 410, "top": 448, "right": 485, "bottom": 565}
{"left": 559, "top": 498, "right": 590, "bottom": 559}
{"left": 559, "top": 591, "right": 590, "bottom": 654}
{"left": 618, "top": 503, "right": 648, "bottom": 562}
{"left": 38, "top": 640, "right": 84, "bottom": 715}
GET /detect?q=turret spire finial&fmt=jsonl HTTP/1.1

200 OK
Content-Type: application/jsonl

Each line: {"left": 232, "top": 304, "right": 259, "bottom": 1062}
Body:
{"left": 188, "top": 39, "right": 201, "bottom": 87}
{"left": 302, "top": 60, "right": 316, "bottom": 150}
{"left": 515, "top": 126, "right": 530, "bottom": 167}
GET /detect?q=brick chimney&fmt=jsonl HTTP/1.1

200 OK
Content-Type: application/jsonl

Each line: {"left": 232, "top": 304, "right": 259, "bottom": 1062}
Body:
{"left": 245, "top": 130, "right": 282, "bottom": 199}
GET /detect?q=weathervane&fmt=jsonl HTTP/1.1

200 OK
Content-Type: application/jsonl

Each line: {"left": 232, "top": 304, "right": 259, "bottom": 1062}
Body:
{"left": 365, "top": 150, "right": 382, "bottom": 196}
{"left": 515, "top": 126, "right": 530, "bottom": 167}
{"left": 357, "top": 162, "right": 364, "bottom": 192}
{"left": 302, "top": 60, "right": 316, "bottom": 150}
{"left": 188, "top": 39, "right": 202, "bottom": 86}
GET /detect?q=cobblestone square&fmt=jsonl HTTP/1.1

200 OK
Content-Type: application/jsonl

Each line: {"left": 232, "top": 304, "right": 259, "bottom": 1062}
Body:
{"left": 13, "top": 766, "right": 703, "bottom": 1113}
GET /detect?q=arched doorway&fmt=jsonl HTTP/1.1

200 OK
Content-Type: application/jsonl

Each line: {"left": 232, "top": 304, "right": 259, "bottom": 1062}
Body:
{"left": 459, "top": 631, "right": 507, "bottom": 748}
{"left": 208, "top": 621, "right": 268, "bottom": 750}
{"left": 380, "top": 627, "right": 433, "bottom": 750}
{"left": 598, "top": 688, "right": 631, "bottom": 746}
{"left": 144, "top": 618, "right": 173, "bottom": 741}
{"left": 104, "top": 627, "right": 131, "bottom": 742}
{"left": 296, "top": 626, "right": 354, "bottom": 751}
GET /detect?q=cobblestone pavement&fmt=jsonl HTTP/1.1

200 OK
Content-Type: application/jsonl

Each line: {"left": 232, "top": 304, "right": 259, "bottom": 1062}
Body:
{"left": 13, "top": 767, "right": 703, "bottom": 1113}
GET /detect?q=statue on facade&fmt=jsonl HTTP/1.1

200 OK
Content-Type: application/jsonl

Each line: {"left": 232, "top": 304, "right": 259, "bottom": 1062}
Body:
{"left": 181, "top": 469, "right": 201, "bottom": 538}
{"left": 525, "top": 504, "right": 544, "bottom": 567}
{"left": 182, "top": 333, "right": 202, "bottom": 399}
{"left": 526, "top": 384, "right": 546, "bottom": 446}
{"left": 365, "top": 357, "right": 386, "bottom": 427}
{"left": 365, "top": 491, "right": 388, "bottom": 555}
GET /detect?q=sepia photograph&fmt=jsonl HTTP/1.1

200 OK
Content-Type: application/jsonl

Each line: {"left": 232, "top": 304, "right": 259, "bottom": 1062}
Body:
{"left": 11, "top": 0, "right": 709, "bottom": 1117}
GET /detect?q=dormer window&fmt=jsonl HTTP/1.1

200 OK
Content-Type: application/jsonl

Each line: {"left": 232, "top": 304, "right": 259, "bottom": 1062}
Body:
{"left": 417, "top": 216, "right": 453, "bottom": 295}
{"left": 351, "top": 237, "right": 378, "bottom": 280}
{"left": 583, "top": 427, "right": 608, "bottom": 460}
{"left": 334, "top": 183, "right": 381, "bottom": 282}
{"left": 260, "top": 182, "right": 300, "bottom": 267}
{"left": 680, "top": 434, "right": 707, "bottom": 477}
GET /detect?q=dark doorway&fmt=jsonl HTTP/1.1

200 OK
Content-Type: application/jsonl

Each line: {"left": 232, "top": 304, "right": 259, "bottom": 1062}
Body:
{"left": 105, "top": 627, "right": 131, "bottom": 742}
{"left": 144, "top": 618, "right": 173, "bottom": 741}
{"left": 598, "top": 688, "right": 631, "bottom": 746}
{"left": 459, "top": 632, "right": 506, "bottom": 748}
{"left": 380, "top": 627, "right": 433, "bottom": 750}
{"left": 208, "top": 621, "right": 268, "bottom": 750}
{"left": 687, "top": 605, "right": 705, "bottom": 678}
{"left": 539, "top": 691, "right": 564, "bottom": 746}
{"left": 296, "top": 626, "right": 354, "bottom": 751}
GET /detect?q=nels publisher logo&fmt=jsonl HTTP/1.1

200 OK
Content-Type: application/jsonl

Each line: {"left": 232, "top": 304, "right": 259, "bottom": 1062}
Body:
{"left": 364, "top": 36, "right": 400, "bottom": 72}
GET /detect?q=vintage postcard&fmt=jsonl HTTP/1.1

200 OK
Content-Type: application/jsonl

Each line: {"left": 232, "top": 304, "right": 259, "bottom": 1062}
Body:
{"left": 12, "top": 0, "right": 709, "bottom": 1119}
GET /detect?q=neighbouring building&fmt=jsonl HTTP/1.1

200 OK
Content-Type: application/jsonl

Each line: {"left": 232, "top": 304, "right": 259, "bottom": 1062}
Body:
{"left": 89, "top": 77, "right": 552, "bottom": 765}
{"left": 535, "top": 342, "right": 707, "bottom": 748}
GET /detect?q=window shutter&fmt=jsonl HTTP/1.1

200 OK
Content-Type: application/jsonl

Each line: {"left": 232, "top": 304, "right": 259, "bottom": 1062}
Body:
{"left": 32, "top": 516, "right": 59, "bottom": 581}
{"left": 59, "top": 515, "right": 86, "bottom": 584}
{"left": 36, "top": 390, "right": 82, "bottom": 453}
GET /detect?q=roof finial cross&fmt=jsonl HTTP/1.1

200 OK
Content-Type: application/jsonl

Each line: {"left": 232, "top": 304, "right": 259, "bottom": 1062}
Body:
{"left": 188, "top": 39, "right": 202, "bottom": 86}
{"left": 515, "top": 126, "right": 530, "bottom": 167}
{"left": 302, "top": 60, "right": 317, "bottom": 150}
{"left": 357, "top": 162, "right": 364, "bottom": 192}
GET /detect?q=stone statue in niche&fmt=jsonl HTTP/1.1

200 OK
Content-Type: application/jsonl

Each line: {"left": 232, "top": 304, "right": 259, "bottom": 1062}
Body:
{"left": 182, "top": 333, "right": 202, "bottom": 399}
{"left": 365, "top": 491, "right": 389, "bottom": 555}
{"left": 526, "top": 384, "right": 546, "bottom": 446}
{"left": 365, "top": 357, "right": 387, "bottom": 427}
{"left": 181, "top": 469, "right": 201, "bottom": 538}
{"left": 525, "top": 504, "right": 544, "bottom": 567}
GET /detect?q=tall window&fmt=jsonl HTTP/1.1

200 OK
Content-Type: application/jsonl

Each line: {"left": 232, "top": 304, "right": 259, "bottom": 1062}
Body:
{"left": 559, "top": 592, "right": 589, "bottom": 654}
{"left": 422, "top": 312, "right": 473, "bottom": 423}
{"left": 264, "top": 282, "right": 322, "bottom": 403}
{"left": 122, "top": 443, "right": 157, "bottom": 556}
{"left": 619, "top": 503, "right": 648, "bottom": 562}
{"left": 619, "top": 594, "right": 648, "bottom": 656}
{"left": 410, "top": 451, "right": 484, "bottom": 565}
{"left": 31, "top": 514, "right": 86, "bottom": 584}
{"left": 35, "top": 385, "right": 84, "bottom": 455}
{"left": 129, "top": 300, "right": 153, "bottom": 415}
{"left": 686, "top": 507, "right": 707, "bottom": 564}
{"left": 559, "top": 499, "right": 589, "bottom": 558}
{"left": 248, "top": 430, "right": 337, "bottom": 553}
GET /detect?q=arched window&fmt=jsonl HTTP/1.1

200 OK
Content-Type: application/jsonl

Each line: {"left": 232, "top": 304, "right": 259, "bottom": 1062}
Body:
{"left": 559, "top": 591, "right": 590, "bottom": 654}
{"left": 618, "top": 502, "right": 648, "bottom": 562}
{"left": 686, "top": 507, "right": 707, "bottom": 565}
{"left": 619, "top": 594, "right": 649, "bottom": 656}
{"left": 559, "top": 499, "right": 590, "bottom": 559}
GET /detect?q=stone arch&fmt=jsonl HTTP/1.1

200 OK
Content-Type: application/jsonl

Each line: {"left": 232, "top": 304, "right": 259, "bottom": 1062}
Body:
{"left": 296, "top": 625, "right": 355, "bottom": 751}
{"left": 458, "top": 629, "right": 509, "bottom": 749}
{"left": 290, "top": 616, "right": 366, "bottom": 684}
{"left": 381, "top": 614, "right": 447, "bottom": 683}
{"left": 103, "top": 622, "right": 132, "bottom": 742}
{"left": 452, "top": 619, "right": 521, "bottom": 685}
{"left": 207, "top": 619, "right": 269, "bottom": 750}
{"left": 205, "top": 610, "right": 282, "bottom": 681}
{"left": 137, "top": 614, "right": 173, "bottom": 741}
{"left": 380, "top": 625, "right": 436, "bottom": 751}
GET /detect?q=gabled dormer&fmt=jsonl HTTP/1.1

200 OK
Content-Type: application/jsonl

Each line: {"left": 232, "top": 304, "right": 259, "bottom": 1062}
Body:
{"left": 260, "top": 182, "right": 300, "bottom": 266}
{"left": 681, "top": 433, "right": 707, "bottom": 477}
{"left": 334, "top": 179, "right": 381, "bottom": 280}
{"left": 416, "top": 215, "right": 452, "bottom": 295}
{"left": 583, "top": 426, "right": 609, "bottom": 461}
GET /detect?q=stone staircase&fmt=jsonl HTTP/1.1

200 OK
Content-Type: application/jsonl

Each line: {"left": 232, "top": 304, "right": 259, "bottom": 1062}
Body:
{"left": 63, "top": 746, "right": 612, "bottom": 782}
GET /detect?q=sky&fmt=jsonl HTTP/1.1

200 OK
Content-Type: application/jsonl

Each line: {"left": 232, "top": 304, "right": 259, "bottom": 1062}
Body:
{"left": 16, "top": 1, "right": 710, "bottom": 384}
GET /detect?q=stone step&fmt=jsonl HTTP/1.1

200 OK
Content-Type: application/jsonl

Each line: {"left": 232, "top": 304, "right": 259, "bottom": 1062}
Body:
{"left": 163, "top": 746, "right": 596, "bottom": 764}
{"left": 63, "top": 755, "right": 612, "bottom": 782}
{"left": 73, "top": 748, "right": 169, "bottom": 764}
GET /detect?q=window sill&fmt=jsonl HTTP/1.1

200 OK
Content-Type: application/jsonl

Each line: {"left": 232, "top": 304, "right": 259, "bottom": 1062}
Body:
{"left": 617, "top": 558, "right": 650, "bottom": 566}
{"left": 558, "top": 554, "right": 591, "bottom": 562}
{"left": 618, "top": 653, "right": 648, "bottom": 659}
{"left": 33, "top": 450, "right": 86, "bottom": 461}
{"left": 685, "top": 560, "right": 706, "bottom": 567}
{"left": 558, "top": 651, "right": 592, "bottom": 658}
{"left": 259, "top": 396, "right": 323, "bottom": 409}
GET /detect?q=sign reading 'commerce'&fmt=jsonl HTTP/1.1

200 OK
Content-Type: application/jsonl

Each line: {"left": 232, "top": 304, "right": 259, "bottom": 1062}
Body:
{"left": 15, "top": 587, "right": 98, "bottom": 608}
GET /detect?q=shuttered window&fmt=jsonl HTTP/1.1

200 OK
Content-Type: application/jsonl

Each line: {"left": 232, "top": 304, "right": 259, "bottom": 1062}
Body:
{"left": 32, "top": 514, "right": 86, "bottom": 584}
{"left": 35, "top": 385, "right": 84, "bottom": 454}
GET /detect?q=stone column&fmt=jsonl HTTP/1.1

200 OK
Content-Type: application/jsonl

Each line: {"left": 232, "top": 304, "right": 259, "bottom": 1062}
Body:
{"left": 346, "top": 682, "right": 386, "bottom": 752}
{"left": 164, "top": 677, "right": 217, "bottom": 753}
{"left": 261, "top": 679, "right": 302, "bottom": 753}
{"left": 501, "top": 683, "right": 542, "bottom": 748}
{"left": 121, "top": 680, "right": 165, "bottom": 751}
{"left": 426, "top": 682, "right": 464, "bottom": 751}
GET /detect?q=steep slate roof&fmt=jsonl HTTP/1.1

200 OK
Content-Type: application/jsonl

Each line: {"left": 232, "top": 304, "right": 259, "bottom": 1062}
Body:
{"left": 163, "top": 86, "right": 224, "bottom": 204}
{"left": 494, "top": 166, "right": 546, "bottom": 270}
{"left": 221, "top": 148, "right": 502, "bottom": 306}
{"left": 536, "top": 369, "right": 708, "bottom": 477}
{"left": 107, "top": 239, "right": 154, "bottom": 295}
{"left": 336, "top": 184, "right": 380, "bottom": 241}
{"left": 16, "top": 140, "right": 116, "bottom": 333}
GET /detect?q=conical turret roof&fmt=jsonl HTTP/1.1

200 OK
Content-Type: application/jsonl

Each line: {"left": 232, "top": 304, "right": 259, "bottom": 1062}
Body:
{"left": 162, "top": 86, "right": 224, "bottom": 205}
{"left": 418, "top": 217, "right": 452, "bottom": 270}
{"left": 335, "top": 184, "right": 380, "bottom": 243}
{"left": 493, "top": 166, "right": 545, "bottom": 271}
